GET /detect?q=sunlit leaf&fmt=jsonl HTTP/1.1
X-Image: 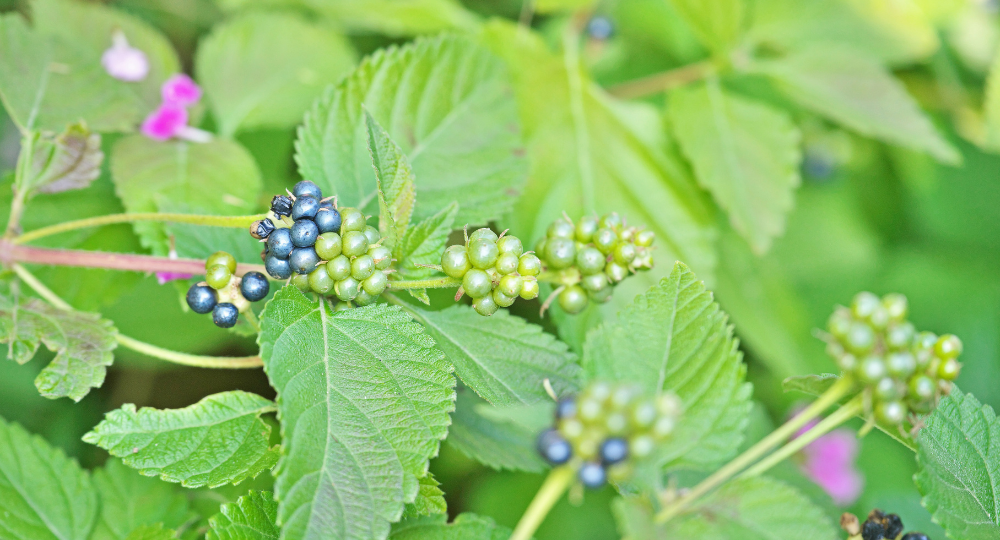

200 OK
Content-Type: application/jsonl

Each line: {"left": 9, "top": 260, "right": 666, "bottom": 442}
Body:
{"left": 389, "top": 513, "right": 511, "bottom": 539}
{"left": 207, "top": 491, "right": 280, "bottom": 540}
{"left": 366, "top": 111, "right": 416, "bottom": 250}
{"left": 91, "top": 459, "right": 192, "bottom": 540}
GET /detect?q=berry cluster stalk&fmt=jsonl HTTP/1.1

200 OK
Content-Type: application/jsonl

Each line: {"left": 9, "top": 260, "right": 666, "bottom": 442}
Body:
{"left": 509, "top": 466, "right": 576, "bottom": 540}
{"left": 14, "top": 212, "right": 265, "bottom": 245}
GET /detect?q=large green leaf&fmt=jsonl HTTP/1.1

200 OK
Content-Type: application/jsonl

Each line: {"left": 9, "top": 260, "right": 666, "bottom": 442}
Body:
{"left": 583, "top": 262, "right": 752, "bottom": 476}
{"left": 0, "top": 415, "right": 97, "bottom": 540}
{"left": 110, "top": 134, "right": 263, "bottom": 255}
{"left": 83, "top": 391, "right": 279, "bottom": 488}
{"left": 750, "top": 46, "right": 959, "bottom": 164}
{"left": 26, "top": 123, "right": 104, "bottom": 196}
{"left": 91, "top": 459, "right": 192, "bottom": 540}
{"left": 195, "top": 12, "right": 355, "bottom": 137}
{"left": 668, "top": 81, "right": 801, "bottom": 254}
{"left": 668, "top": 0, "right": 745, "bottom": 54}
{"left": 366, "top": 111, "right": 416, "bottom": 250}
{"left": 394, "top": 202, "right": 458, "bottom": 282}
{"left": 404, "top": 304, "right": 579, "bottom": 406}
{"left": 614, "top": 476, "right": 838, "bottom": 540}
{"left": 446, "top": 390, "right": 547, "bottom": 473}
{"left": 258, "top": 287, "right": 455, "bottom": 540}
{"left": 481, "top": 21, "right": 716, "bottom": 290}
{"left": 915, "top": 389, "right": 1000, "bottom": 540}
{"left": 0, "top": 282, "right": 118, "bottom": 401}
{"left": 389, "top": 513, "right": 510, "bottom": 539}
{"left": 296, "top": 34, "right": 526, "bottom": 225}
{"left": 207, "top": 491, "right": 280, "bottom": 540}
{"left": 305, "top": 0, "right": 479, "bottom": 37}
{"left": 984, "top": 48, "right": 1000, "bottom": 152}
{"left": 402, "top": 474, "right": 447, "bottom": 519}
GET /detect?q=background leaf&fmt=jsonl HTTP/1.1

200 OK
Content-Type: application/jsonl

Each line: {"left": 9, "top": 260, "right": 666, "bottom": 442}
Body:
{"left": 366, "top": 111, "right": 416, "bottom": 250}
{"left": 91, "top": 459, "right": 192, "bottom": 540}
{"left": 296, "top": 34, "right": 526, "bottom": 225}
{"left": 669, "top": 80, "right": 801, "bottom": 254}
{"left": 403, "top": 474, "right": 447, "bottom": 519}
{"left": 915, "top": 389, "right": 1000, "bottom": 540}
{"left": 389, "top": 513, "right": 511, "bottom": 539}
{"left": 123, "top": 524, "right": 175, "bottom": 540}
{"left": 83, "top": 391, "right": 279, "bottom": 488}
{"left": 394, "top": 202, "right": 458, "bottom": 281}
{"left": 207, "top": 491, "right": 280, "bottom": 540}
{"left": 258, "top": 287, "right": 455, "bottom": 540}
{"left": 28, "top": 123, "right": 103, "bottom": 195}
{"left": 304, "top": 0, "right": 479, "bottom": 37}
{"left": 668, "top": 0, "right": 745, "bottom": 53}
{"left": 195, "top": 12, "right": 356, "bottom": 137}
{"left": 445, "top": 390, "right": 547, "bottom": 473}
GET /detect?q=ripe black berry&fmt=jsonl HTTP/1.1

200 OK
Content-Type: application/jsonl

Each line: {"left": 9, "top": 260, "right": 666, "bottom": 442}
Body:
{"left": 293, "top": 180, "right": 322, "bottom": 199}
{"left": 292, "top": 196, "right": 320, "bottom": 221}
{"left": 537, "top": 428, "right": 572, "bottom": 465}
{"left": 578, "top": 462, "right": 606, "bottom": 488}
{"left": 270, "top": 195, "right": 293, "bottom": 217}
{"left": 901, "top": 533, "right": 929, "bottom": 540}
{"left": 884, "top": 514, "right": 904, "bottom": 539}
{"left": 862, "top": 520, "right": 885, "bottom": 540}
{"left": 250, "top": 219, "right": 275, "bottom": 240}
{"left": 265, "top": 254, "right": 292, "bottom": 279}
{"left": 289, "top": 247, "right": 320, "bottom": 274}
{"left": 290, "top": 219, "right": 319, "bottom": 248}
{"left": 212, "top": 303, "right": 239, "bottom": 328}
{"left": 186, "top": 284, "right": 217, "bottom": 314}
{"left": 600, "top": 438, "right": 628, "bottom": 465}
{"left": 267, "top": 228, "right": 294, "bottom": 259}
{"left": 314, "top": 207, "right": 342, "bottom": 234}
{"left": 240, "top": 272, "right": 270, "bottom": 302}
{"left": 555, "top": 398, "right": 576, "bottom": 419}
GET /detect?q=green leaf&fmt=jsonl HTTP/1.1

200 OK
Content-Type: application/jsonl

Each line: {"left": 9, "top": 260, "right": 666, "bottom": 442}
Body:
{"left": 206, "top": 491, "right": 279, "bottom": 540}
{"left": 534, "top": 0, "right": 597, "bottom": 13}
{"left": 0, "top": 282, "right": 118, "bottom": 401}
{"left": 306, "top": 0, "right": 479, "bottom": 37}
{"left": 389, "top": 513, "right": 511, "bottom": 539}
{"left": 123, "top": 524, "right": 175, "bottom": 540}
{"left": 783, "top": 373, "right": 840, "bottom": 397}
{"left": 258, "top": 287, "right": 455, "bottom": 540}
{"left": 296, "top": 34, "right": 526, "bottom": 226}
{"left": 82, "top": 391, "right": 279, "bottom": 488}
{"left": 27, "top": 123, "right": 103, "bottom": 195}
{"left": 395, "top": 202, "right": 458, "bottom": 281}
{"left": 481, "top": 21, "right": 716, "bottom": 288}
{"left": 404, "top": 304, "right": 580, "bottom": 406}
{"left": 195, "top": 12, "right": 356, "bottom": 137}
{"left": 668, "top": 81, "right": 801, "bottom": 254}
{"left": 366, "top": 110, "right": 416, "bottom": 250}
{"left": 915, "top": 389, "right": 1000, "bottom": 540}
{"left": 0, "top": 415, "right": 98, "bottom": 540}
{"left": 984, "top": 48, "right": 1000, "bottom": 152}
{"left": 750, "top": 46, "right": 959, "bottom": 164}
{"left": 110, "top": 135, "right": 263, "bottom": 255}
{"left": 402, "top": 474, "right": 447, "bottom": 519}
{"left": 668, "top": 0, "right": 745, "bottom": 53}
{"left": 446, "top": 390, "right": 547, "bottom": 473}
{"left": 583, "top": 262, "right": 752, "bottom": 475}
{"left": 614, "top": 476, "right": 838, "bottom": 540}
{"left": 91, "top": 459, "right": 192, "bottom": 540}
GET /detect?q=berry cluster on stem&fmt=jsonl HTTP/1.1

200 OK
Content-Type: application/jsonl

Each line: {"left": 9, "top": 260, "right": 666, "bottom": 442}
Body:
{"left": 185, "top": 251, "right": 269, "bottom": 328}
{"left": 441, "top": 227, "right": 540, "bottom": 316}
{"left": 841, "top": 508, "right": 930, "bottom": 540}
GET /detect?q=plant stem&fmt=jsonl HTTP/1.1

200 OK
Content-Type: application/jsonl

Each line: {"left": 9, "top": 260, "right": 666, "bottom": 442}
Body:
{"left": 1, "top": 241, "right": 268, "bottom": 277}
{"left": 13, "top": 264, "right": 263, "bottom": 369}
{"left": 243, "top": 309, "right": 261, "bottom": 333}
{"left": 510, "top": 466, "right": 575, "bottom": 540}
{"left": 4, "top": 133, "right": 35, "bottom": 239}
{"left": 386, "top": 276, "right": 461, "bottom": 290}
{"left": 654, "top": 376, "right": 855, "bottom": 524}
{"left": 740, "top": 396, "right": 865, "bottom": 479}
{"left": 15, "top": 212, "right": 265, "bottom": 245}
{"left": 607, "top": 60, "right": 715, "bottom": 100}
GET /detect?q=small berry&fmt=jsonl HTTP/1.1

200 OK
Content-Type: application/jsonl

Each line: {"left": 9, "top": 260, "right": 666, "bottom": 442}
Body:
{"left": 250, "top": 219, "right": 275, "bottom": 240}
{"left": 474, "top": 294, "right": 499, "bottom": 316}
{"left": 875, "top": 377, "right": 901, "bottom": 401}
{"left": 598, "top": 212, "right": 622, "bottom": 229}
{"left": 862, "top": 520, "right": 885, "bottom": 540}
{"left": 239, "top": 271, "right": 270, "bottom": 302}
{"left": 858, "top": 355, "right": 887, "bottom": 384}
{"left": 326, "top": 256, "right": 352, "bottom": 281}
{"left": 186, "top": 284, "right": 217, "bottom": 314}
{"left": 886, "top": 322, "right": 915, "bottom": 349}
{"left": 886, "top": 352, "right": 916, "bottom": 378}
{"left": 558, "top": 285, "right": 588, "bottom": 314}
{"left": 267, "top": 228, "right": 294, "bottom": 259}
{"left": 207, "top": 251, "right": 237, "bottom": 274}
{"left": 292, "top": 180, "right": 322, "bottom": 199}
{"left": 308, "top": 267, "right": 335, "bottom": 294}
{"left": 341, "top": 231, "right": 369, "bottom": 258}
{"left": 908, "top": 375, "right": 936, "bottom": 401}
{"left": 883, "top": 293, "right": 908, "bottom": 321}
{"left": 537, "top": 428, "right": 572, "bottom": 465}
{"left": 852, "top": 291, "right": 881, "bottom": 320}
{"left": 354, "top": 289, "right": 377, "bottom": 306}
{"left": 517, "top": 254, "right": 541, "bottom": 276}
{"left": 270, "top": 195, "right": 293, "bottom": 217}
{"left": 364, "top": 225, "right": 381, "bottom": 245}
{"left": 462, "top": 269, "right": 492, "bottom": 299}
{"left": 519, "top": 278, "right": 539, "bottom": 300}
{"left": 846, "top": 322, "right": 876, "bottom": 353}
{"left": 876, "top": 400, "right": 906, "bottom": 425}
{"left": 212, "top": 303, "right": 239, "bottom": 328}
{"left": 576, "top": 216, "right": 599, "bottom": 242}
{"left": 442, "top": 246, "right": 471, "bottom": 278}
{"left": 370, "top": 246, "right": 392, "bottom": 269}
{"left": 588, "top": 286, "right": 613, "bottom": 303}
{"left": 613, "top": 243, "right": 636, "bottom": 266}
{"left": 593, "top": 228, "right": 617, "bottom": 254}
{"left": 600, "top": 438, "right": 628, "bottom": 465}
{"left": 498, "top": 274, "right": 522, "bottom": 298}
{"left": 291, "top": 196, "right": 320, "bottom": 221}
{"left": 264, "top": 255, "right": 292, "bottom": 279}
{"left": 547, "top": 219, "right": 576, "bottom": 240}
{"left": 495, "top": 252, "right": 519, "bottom": 275}
{"left": 884, "top": 514, "right": 904, "bottom": 539}
{"left": 555, "top": 398, "right": 577, "bottom": 419}
{"left": 468, "top": 239, "right": 499, "bottom": 269}
{"left": 938, "top": 358, "right": 960, "bottom": 380}
{"left": 362, "top": 272, "right": 388, "bottom": 296}
{"left": 335, "top": 277, "right": 360, "bottom": 301}
{"left": 496, "top": 235, "right": 523, "bottom": 256}
{"left": 339, "top": 207, "right": 367, "bottom": 232}
{"left": 315, "top": 232, "right": 343, "bottom": 260}
{"left": 289, "top": 247, "right": 320, "bottom": 274}
{"left": 578, "top": 462, "right": 606, "bottom": 488}
{"left": 469, "top": 228, "right": 499, "bottom": 244}
{"left": 492, "top": 288, "right": 515, "bottom": 308}
{"left": 291, "top": 273, "right": 310, "bottom": 292}
{"left": 576, "top": 247, "right": 605, "bottom": 275}
{"left": 605, "top": 262, "right": 628, "bottom": 283}
{"left": 206, "top": 264, "right": 232, "bottom": 290}
{"left": 901, "top": 533, "right": 930, "bottom": 540}
{"left": 635, "top": 230, "right": 655, "bottom": 247}
{"left": 314, "top": 207, "right": 342, "bottom": 234}
{"left": 546, "top": 238, "right": 576, "bottom": 269}
{"left": 934, "top": 335, "right": 962, "bottom": 359}
{"left": 351, "top": 255, "right": 375, "bottom": 281}
{"left": 291, "top": 219, "right": 319, "bottom": 248}
{"left": 581, "top": 273, "right": 608, "bottom": 292}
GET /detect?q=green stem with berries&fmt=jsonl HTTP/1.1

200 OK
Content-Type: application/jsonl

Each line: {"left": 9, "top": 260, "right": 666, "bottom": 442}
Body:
{"left": 14, "top": 212, "right": 266, "bottom": 245}
{"left": 386, "top": 276, "right": 461, "bottom": 290}
{"left": 654, "top": 376, "right": 855, "bottom": 524}
{"left": 510, "top": 466, "right": 576, "bottom": 540}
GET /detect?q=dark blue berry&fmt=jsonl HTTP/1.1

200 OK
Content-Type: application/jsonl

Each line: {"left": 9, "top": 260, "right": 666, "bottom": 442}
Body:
{"left": 240, "top": 272, "right": 270, "bottom": 302}
{"left": 319, "top": 198, "right": 334, "bottom": 209}
{"left": 291, "top": 219, "right": 319, "bottom": 248}
{"left": 270, "top": 195, "right": 293, "bottom": 217}
{"left": 293, "top": 180, "right": 322, "bottom": 200}
{"left": 292, "top": 197, "right": 320, "bottom": 221}
{"left": 186, "top": 284, "right": 217, "bottom": 314}
{"left": 600, "top": 438, "right": 628, "bottom": 465}
{"left": 267, "top": 228, "right": 293, "bottom": 259}
{"left": 536, "top": 429, "right": 572, "bottom": 465}
{"left": 250, "top": 219, "right": 275, "bottom": 240}
{"left": 862, "top": 520, "right": 886, "bottom": 540}
{"left": 265, "top": 255, "right": 292, "bottom": 279}
{"left": 884, "top": 514, "right": 904, "bottom": 539}
{"left": 289, "top": 247, "right": 320, "bottom": 274}
{"left": 314, "top": 207, "right": 342, "bottom": 234}
{"left": 901, "top": 533, "right": 930, "bottom": 540}
{"left": 555, "top": 398, "right": 576, "bottom": 419}
{"left": 213, "top": 303, "right": 239, "bottom": 328}
{"left": 586, "top": 16, "right": 614, "bottom": 40}
{"left": 578, "top": 462, "right": 606, "bottom": 489}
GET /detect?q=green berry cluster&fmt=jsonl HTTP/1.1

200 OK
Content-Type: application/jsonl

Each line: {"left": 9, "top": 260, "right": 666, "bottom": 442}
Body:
{"left": 441, "top": 228, "right": 540, "bottom": 316}
{"left": 186, "top": 251, "right": 270, "bottom": 328}
{"left": 826, "top": 292, "right": 962, "bottom": 426}
{"left": 535, "top": 213, "right": 654, "bottom": 314}
{"left": 537, "top": 381, "right": 682, "bottom": 488}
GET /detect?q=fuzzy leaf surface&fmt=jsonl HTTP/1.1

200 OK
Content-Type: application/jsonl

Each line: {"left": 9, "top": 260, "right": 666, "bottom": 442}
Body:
{"left": 668, "top": 0, "right": 745, "bottom": 53}
{"left": 296, "top": 34, "right": 525, "bottom": 225}
{"left": 446, "top": 390, "right": 547, "bottom": 473}
{"left": 207, "top": 491, "right": 280, "bottom": 540}
{"left": 258, "top": 287, "right": 455, "bottom": 540}
{"left": 915, "top": 389, "right": 1000, "bottom": 540}
{"left": 196, "top": 12, "right": 355, "bottom": 136}
{"left": 91, "top": 459, "right": 192, "bottom": 540}
{"left": 366, "top": 111, "right": 416, "bottom": 250}
{"left": 394, "top": 202, "right": 458, "bottom": 281}
{"left": 389, "top": 513, "right": 511, "bottom": 539}
{"left": 402, "top": 474, "right": 447, "bottom": 519}
{"left": 83, "top": 391, "right": 279, "bottom": 488}
{"left": 669, "top": 82, "right": 801, "bottom": 254}
{"left": 27, "top": 123, "right": 103, "bottom": 195}
{"left": 0, "top": 283, "right": 118, "bottom": 401}
{"left": 584, "top": 262, "right": 752, "bottom": 476}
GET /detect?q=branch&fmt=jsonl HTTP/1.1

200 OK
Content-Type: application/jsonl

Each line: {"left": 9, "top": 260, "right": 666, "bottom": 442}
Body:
{"left": 607, "top": 61, "right": 715, "bottom": 100}
{"left": 15, "top": 212, "right": 265, "bottom": 245}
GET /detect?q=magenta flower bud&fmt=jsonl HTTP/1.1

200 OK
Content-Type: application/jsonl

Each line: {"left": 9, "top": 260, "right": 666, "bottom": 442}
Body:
{"left": 141, "top": 103, "right": 188, "bottom": 141}
{"left": 161, "top": 74, "right": 202, "bottom": 107}
{"left": 101, "top": 31, "right": 149, "bottom": 82}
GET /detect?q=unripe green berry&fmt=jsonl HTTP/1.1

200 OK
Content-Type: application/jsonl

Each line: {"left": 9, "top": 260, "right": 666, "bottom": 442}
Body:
{"left": 605, "top": 262, "right": 628, "bottom": 283}
{"left": 496, "top": 235, "right": 523, "bottom": 257}
{"left": 468, "top": 239, "right": 499, "bottom": 270}
{"left": 499, "top": 274, "right": 522, "bottom": 298}
{"left": 342, "top": 231, "right": 369, "bottom": 257}
{"left": 606, "top": 412, "right": 628, "bottom": 434}
{"left": 370, "top": 246, "right": 392, "bottom": 270}
{"left": 635, "top": 229, "right": 655, "bottom": 247}
{"left": 442, "top": 246, "right": 471, "bottom": 279}
{"left": 315, "top": 232, "right": 343, "bottom": 260}
{"left": 339, "top": 207, "right": 367, "bottom": 233}
{"left": 469, "top": 228, "right": 499, "bottom": 244}
{"left": 576, "top": 216, "right": 599, "bottom": 242}
{"left": 836, "top": 352, "right": 858, "bottom": 372}
{"left": 576, "top": 247, "right": 606, "bottom": 275}
{"left": 351, "top": 255, "right": 375, "bottom": 281}
{"left": 886, "top": 351, "right": 916, "bottom": 378}
{"left": 474, "top": 294, "right": 498, "bottom": 316}
{"left": 876, "top": 400, "right": 906, "bottom": 425}
{"left": 326, "top": 256, "right": 351, "bottom": 281}
{"left": 581, "top": 273, "right": 608, "bottom": 292}
{"left": 846, "top": 322, "right": 876, "bottom": 353}
{"left": 598, "top": 212, "right": 622, "bottom": 229}
{"left": 935, "top": 334, "right": 962, "bottom": 359}
{"left": 560, "top": 418, "right": 584, "bottom": 440}
{"left": 495, "top": 252, "right": 519, "bottom": 275}
{"left": 875, "top": 377, "right": 901, "bottom": 401}
{"left": 206, "top": 264, "right": 232, "bottom": 290}
{"left": 593, "top": 228, "right": 617, "bottom": 254}
{"left": 852, "top": 291, "right": 881, "bottom": 320}
{"left": 493, "top": 288, "right": 515, "bottom": 308}
{"left": 588, "top": 285, "right": 613, "bottom": 303}
{"left": 857, "top": 355, "right": 886, "bottom": 384}
{"left": 519, "top": 278, "right": 539, "bottom": 300}
{"left": 909, "top": 375, "right": 936, "bottom": 401}
{"left": 613, "top": 242, "right": 636, "bottom": 266}
{"left": 546, "top": 238, "right": 576, "bottom": 269}
{"left": 653, "top": 416, "right": 675, "bottom": 437}
{"left": 363, "top": 225, "right": 380, "bottom": 245}
{"left": 559, "top": 285, "right": 589, "bottom": 314}
{"left": 915, "top": 331, "right": 938, "bottom": 350}
{"left": 548, "top": 219, "right": 576, "bottom": 239}
{"left": 353, "top": 289, "right": 376, "bottom": 306}
{"left": 335, "top": 277, "right": 360, "bottom": 301}
{"left": 363, "top": 271, "right": 387, "bottom": 296}
{"left": 517, "top": 254, "right": 542, "bottom": 276}
{"left": 462, "top": 269, "right": 492, "bottom": 299}
{"left": 828, "top": 309, "right": 853, "bottom": 338}
{"left": 206, "top": 251, "right": 237, "bottom": 274}
{"left": 630, "top": 435, "right": 654, "bottom": 458}
{"left": 869, "top": 305, "right": 890, "bottom": 330}
{"left": 886, "top": 322, "right": 915, "bottom": 350}
{"left": 883, "top": 293, "right": 908, "bottom": 322}
{"left": 938, "top": 358, "right": 961, "bottom": 380}
{"left": 588, "top": 381, "right": 612, "bottom": 402}
{"left": 631, "top": 401, "right": 656, "bottom": 428}
{"left": 309, "top": 267, "right": 335, "bottom": 294}
{"left": 291, "top": 273, "right": 310, "bottom": 292}
{"left": 578, "top": 397, "right": 602, "bottom": 420}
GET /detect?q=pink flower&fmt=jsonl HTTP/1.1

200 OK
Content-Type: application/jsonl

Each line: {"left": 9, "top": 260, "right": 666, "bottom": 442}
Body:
{"left": 156, "top": 271, "right": 193, "bottom": 285}
{"left": 161, "top": 74, "right": 202, "bottom": 107}
{"left": 141, "top": 103, "right": 188, "bottom": 141}
{"left": 101, "top": 31, "right": 149, "bottom": 82}
{"left": 792, "top": 411, "right": 864, "bottom": 506}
